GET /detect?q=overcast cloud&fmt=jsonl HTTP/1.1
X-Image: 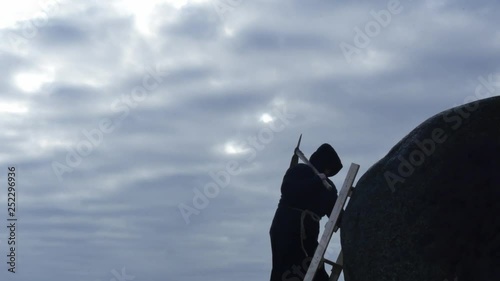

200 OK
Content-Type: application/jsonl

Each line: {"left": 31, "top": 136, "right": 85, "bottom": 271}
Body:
{"left": 0, "top": 0, "right": 499, "bottom": 280}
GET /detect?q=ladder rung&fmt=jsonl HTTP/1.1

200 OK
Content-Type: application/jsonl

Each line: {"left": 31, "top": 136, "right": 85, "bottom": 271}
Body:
{"left": 322, "top": 258, "right": 342, "bottom": 269}
{"left": 322, "top": 258, "right": 336, "bottom": 266}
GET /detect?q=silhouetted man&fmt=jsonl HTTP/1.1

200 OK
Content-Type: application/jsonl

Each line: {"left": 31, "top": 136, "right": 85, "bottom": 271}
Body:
{"left": 270, "top": 143, "right": 343, "bottom": 281}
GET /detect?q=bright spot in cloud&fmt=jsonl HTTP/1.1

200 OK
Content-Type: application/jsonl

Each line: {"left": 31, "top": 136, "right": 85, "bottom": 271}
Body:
{"left": 15, "top": 71, "right": 54, "bottom": 93}
{"left": 116, "top": 0, "right": 211, "bottom": 35}
{"left": 0, "top": 102, "right": 29, "bottom": 114}
{"left": 224, "top": 26, "right": 234, "bottom": 36}
{"left": 357, "top": 49, "right": 393, "bottom": 71}
{"left": 38, "top": 138, "right": 72, "bottom": 149}
{"left": 0, "top": 1, "right": 46, "bottom": 29}
{"left": 260, "top": 113, "right": 274, "bottom": 123}
{"left": 224, "top": 142, "right": 247, "bottom": 154}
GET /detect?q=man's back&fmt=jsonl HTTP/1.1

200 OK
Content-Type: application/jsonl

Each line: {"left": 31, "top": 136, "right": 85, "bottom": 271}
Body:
{"left": 278, "top": 163, "right": 338, "bottom": 218}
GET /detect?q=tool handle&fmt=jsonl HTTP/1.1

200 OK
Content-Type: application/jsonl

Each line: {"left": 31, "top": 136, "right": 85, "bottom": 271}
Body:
{"left": 321, "top": 179, "right": 333, "bottom": 190}
{"left": 295, "top": 149, "right": 332, "bottom": 190}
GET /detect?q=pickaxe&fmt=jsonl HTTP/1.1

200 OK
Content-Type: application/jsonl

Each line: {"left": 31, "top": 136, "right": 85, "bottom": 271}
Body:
{"left": 289, "top": 134, "right": 333, "bottom": 191}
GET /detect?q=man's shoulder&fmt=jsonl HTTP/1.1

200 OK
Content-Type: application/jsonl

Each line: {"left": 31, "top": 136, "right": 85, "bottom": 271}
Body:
{"left": 286, "top": 163, "right": 314, "bottom": 176}
{"left": 289, "top": 163, "right": 310, "bottom": 170}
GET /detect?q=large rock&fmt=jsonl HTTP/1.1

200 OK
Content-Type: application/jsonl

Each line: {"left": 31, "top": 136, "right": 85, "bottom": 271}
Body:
{"left": 340, "top": 96, "right": 500, "bottom": 281}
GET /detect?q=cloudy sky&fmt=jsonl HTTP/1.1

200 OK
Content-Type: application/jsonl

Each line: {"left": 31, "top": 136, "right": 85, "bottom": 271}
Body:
{"left": 0, "top": 0, "right": 499, "bottom": 280}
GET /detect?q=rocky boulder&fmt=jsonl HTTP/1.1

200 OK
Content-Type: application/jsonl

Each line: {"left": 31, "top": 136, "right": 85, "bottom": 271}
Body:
{"left": 340, "top": 96, "right": 500, "bottom": 281}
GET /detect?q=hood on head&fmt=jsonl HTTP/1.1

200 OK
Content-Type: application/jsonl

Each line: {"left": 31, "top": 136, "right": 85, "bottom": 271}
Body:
{"left": 310, "top": 143, "right": 343, "bottom": 176}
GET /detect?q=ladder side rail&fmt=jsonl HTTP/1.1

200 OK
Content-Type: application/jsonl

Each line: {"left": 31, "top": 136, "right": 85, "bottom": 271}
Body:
{"left": 303, "top": 163, "right": 360, "bottom": 281}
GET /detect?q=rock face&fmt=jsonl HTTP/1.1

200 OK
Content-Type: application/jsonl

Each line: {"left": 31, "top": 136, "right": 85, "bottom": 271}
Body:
{"left": 340, "top": 96, "right": 500, "bottom": 281}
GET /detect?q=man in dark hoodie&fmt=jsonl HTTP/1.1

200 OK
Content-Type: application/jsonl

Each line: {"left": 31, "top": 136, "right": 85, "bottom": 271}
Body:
{"left": 269, "top": 143, "right": 343, "bottom": 281}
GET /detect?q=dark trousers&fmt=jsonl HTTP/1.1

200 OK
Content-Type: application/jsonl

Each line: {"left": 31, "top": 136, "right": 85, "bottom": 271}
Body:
{"left": 269, "top": 207, "right": 330, "bottom": 281}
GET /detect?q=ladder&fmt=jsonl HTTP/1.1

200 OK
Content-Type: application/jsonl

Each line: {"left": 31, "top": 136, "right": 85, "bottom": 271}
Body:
{"left": 303, "top": 163, "right": 360, "bottom": 281}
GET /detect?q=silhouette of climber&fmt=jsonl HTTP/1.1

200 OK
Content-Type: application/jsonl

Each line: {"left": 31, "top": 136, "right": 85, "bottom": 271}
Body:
{"left": 269, "top": 143, "right": 343, "bottom": 281}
